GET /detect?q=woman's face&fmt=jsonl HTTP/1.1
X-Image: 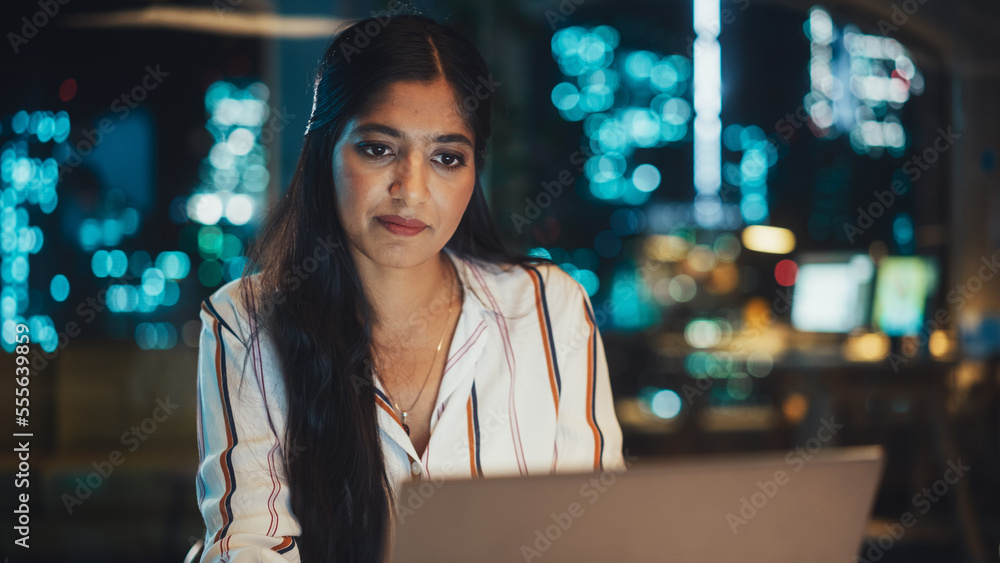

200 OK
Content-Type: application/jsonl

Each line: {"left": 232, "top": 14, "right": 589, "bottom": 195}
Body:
{"left": 332, "top": 78, "right": 476, "bottom": 270}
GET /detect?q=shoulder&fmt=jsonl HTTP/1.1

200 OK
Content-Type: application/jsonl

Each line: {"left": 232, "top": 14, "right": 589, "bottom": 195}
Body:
{"left": 200, "top": 273, "right": 263, "bottom": 347}
{"left": 519, "top": 261, "right": 585, "bottom": 306}
{"left": 470, "top": 258, "right": 590, "bottom": 324}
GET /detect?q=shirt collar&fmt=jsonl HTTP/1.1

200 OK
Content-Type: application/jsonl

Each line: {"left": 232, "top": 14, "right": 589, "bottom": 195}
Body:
{"left": 443, "top": 246, "right": 506, "bottom": 318}
{"left": 374, "top": 248, "right": 500, "bottom": 462}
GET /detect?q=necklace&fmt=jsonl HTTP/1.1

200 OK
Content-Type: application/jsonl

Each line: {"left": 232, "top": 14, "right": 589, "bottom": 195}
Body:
{"left": 374, "top": 260, "right": 457, "bottom": 436}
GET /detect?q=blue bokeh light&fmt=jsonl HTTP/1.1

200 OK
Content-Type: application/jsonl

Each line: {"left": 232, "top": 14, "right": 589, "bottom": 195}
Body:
{"left": 50, "top": 274, "right": 69, "bottom": 302}
{"left": 632, "top": 164, "right": 662, "bottom": 192}
{"left": 651, "top": 389, "right": 682, "bottom": 419}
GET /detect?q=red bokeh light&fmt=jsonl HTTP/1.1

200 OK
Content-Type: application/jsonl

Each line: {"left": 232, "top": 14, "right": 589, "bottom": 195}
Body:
{"left": 775, "top": 259, "right": 798, "bottom": 287}
{"left": 59, "top": 78, "right": 77, "bottom": 102}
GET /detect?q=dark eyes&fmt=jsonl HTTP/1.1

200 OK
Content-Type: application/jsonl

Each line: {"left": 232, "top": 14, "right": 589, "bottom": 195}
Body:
{"left": 356, "top": 143, "right": 467, "bottom": 170}
{"left": 361, "top": 143, "right": 391, "bottom": 158}
{"left": 434, "top": 153, "right": 465, "bottom": 168}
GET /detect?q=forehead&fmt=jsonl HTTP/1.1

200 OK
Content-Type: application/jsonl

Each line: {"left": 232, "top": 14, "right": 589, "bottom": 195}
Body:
{"left": 353, "top": 79, "right": 473, "bottom": 138}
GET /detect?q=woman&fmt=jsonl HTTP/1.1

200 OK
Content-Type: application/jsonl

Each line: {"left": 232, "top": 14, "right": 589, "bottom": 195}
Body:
{"left": 196, "top": 14, "right": 624, "bottom": 562}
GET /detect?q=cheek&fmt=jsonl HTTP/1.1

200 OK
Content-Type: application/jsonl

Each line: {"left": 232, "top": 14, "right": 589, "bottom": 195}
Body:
{"left": 331, "top": 152, "right": 348, "bottom": 203}
{"left": 443, "top": 179, "right": 475, "bottom": 227}
{"left": 332, "top": 154, "right": 370, "bottom": 224}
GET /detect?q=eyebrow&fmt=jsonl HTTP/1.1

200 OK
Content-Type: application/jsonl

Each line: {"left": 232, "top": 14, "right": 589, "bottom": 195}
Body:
{"left": 351, "top": 122, "right": 473, "bottom": 148}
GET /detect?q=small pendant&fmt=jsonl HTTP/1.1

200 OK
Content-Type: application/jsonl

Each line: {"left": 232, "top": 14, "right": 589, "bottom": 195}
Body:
{"left": 401, "top": 411, "right": 410, "bottom": 436}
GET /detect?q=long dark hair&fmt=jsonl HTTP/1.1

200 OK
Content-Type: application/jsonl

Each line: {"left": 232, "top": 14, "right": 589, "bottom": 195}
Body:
{"left": 238, "top": 14, "right": 550, "bottom": 562}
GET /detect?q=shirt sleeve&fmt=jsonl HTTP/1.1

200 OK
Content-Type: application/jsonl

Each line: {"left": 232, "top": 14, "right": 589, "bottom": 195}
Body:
{"left": 549, "top": 271, "right": 626, "bottom": 475}
{"left": 197, "top": 291, "right": 302, "bottom": 562}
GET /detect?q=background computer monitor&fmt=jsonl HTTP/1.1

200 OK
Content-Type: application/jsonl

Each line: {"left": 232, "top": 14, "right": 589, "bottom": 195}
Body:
{"left": 791, "top": 253, "right": 875, "bottom": 333}
{"left": 870, "top": 256, "right": 939, "bottom": 336}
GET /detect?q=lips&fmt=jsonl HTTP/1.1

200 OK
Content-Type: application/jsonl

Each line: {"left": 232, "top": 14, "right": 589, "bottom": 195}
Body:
{"left": 376, "top": 215, "right": 427, "bottom": 228}
{"left": 376, "top": 215, "right": 428, "bottom": 237}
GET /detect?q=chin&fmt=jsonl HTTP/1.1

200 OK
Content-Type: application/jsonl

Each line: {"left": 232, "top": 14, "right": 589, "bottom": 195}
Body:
{"left": 364, "top": 242, "right": 441, "bottom": 269}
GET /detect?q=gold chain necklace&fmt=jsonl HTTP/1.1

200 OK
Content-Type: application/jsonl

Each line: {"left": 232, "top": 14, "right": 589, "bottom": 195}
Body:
{"left": 374, "top": 261, "right": 456, "bottom": 436}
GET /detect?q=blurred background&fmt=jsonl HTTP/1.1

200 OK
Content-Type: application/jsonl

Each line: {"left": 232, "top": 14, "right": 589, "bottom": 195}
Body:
{"left": 0, "top": 0, "right": 998, "bottom": 561}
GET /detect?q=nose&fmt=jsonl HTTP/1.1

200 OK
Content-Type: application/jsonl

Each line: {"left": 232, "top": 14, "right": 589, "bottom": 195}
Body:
{"left": 390, "top": 150, "right": 431, "bottom": 206}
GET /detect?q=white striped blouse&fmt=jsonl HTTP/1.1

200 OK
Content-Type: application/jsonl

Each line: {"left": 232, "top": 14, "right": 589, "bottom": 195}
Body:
{"left": 195, "top": 246, "right": 625, "bottom": 562}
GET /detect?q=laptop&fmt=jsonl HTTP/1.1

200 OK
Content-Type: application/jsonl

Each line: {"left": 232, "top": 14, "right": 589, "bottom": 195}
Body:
{"left": 389, "top": 444, "right": 885, "bottom": 562}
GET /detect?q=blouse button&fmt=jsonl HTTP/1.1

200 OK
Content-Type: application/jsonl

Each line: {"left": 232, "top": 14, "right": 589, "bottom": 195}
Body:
{"left": 410, "top": 461, "right": 422, "bottom": 477}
